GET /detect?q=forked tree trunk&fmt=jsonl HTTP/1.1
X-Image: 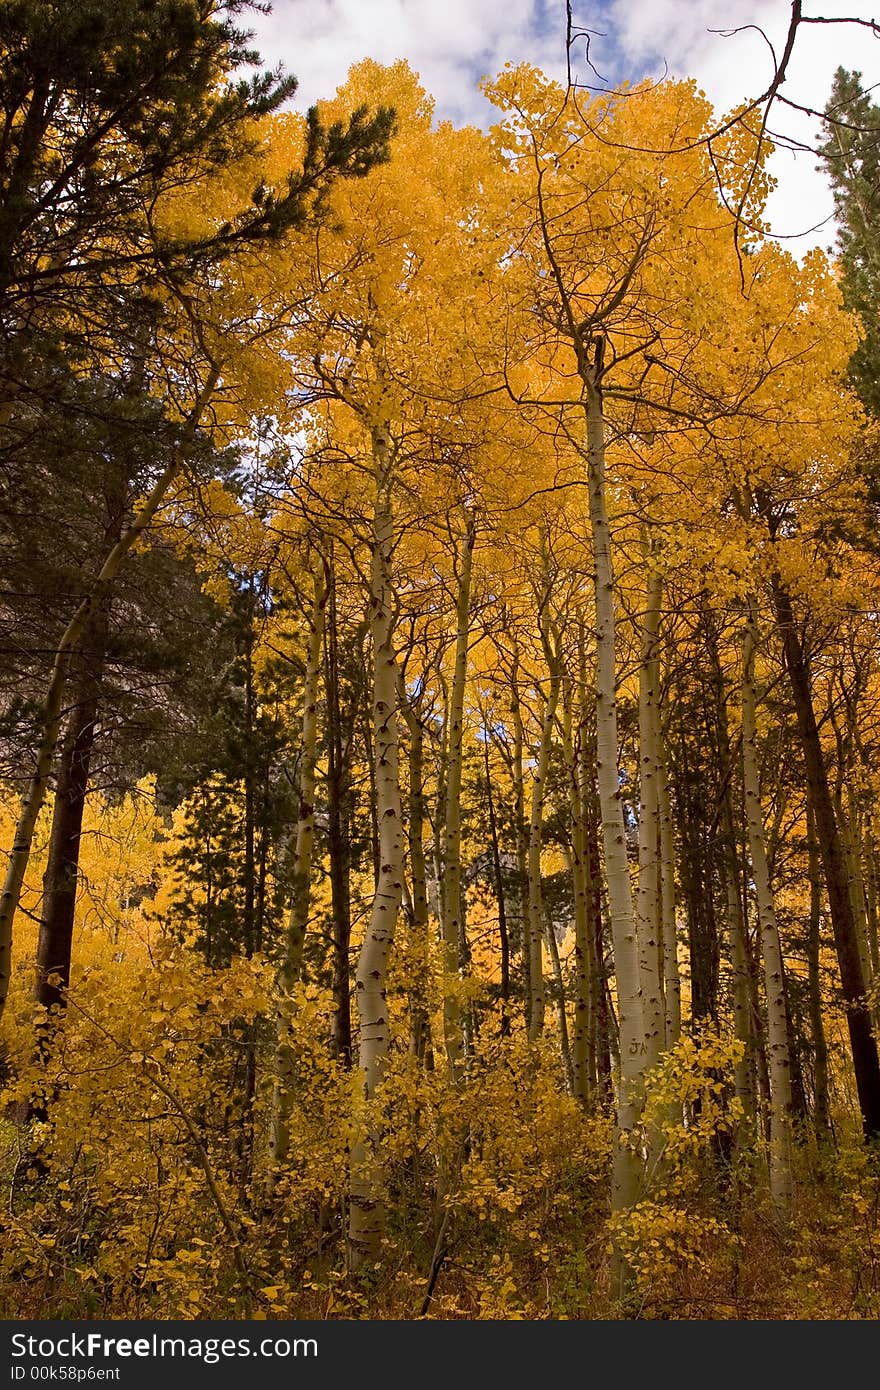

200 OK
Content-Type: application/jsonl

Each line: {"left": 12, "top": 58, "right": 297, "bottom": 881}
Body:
{"left": 349, "top": 424, "right": 404, "bottom": 1270}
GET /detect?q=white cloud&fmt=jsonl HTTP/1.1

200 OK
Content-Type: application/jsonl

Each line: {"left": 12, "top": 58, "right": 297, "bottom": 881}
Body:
{"left": 245, "top": 0, "right": 565, "bottom": 127}
{"left": 604, "top": 0, "right": 880, "bottom": 253}
{"left": 244, "top": 0, "right": 880, "bottom": 253}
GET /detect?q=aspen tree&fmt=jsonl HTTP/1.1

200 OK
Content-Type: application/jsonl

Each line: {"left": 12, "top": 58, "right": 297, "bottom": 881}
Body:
{"left": 399, "top": 680, "right": 434, "bottom": 1067}
{"left": 348, "top": 420, "right": 404, "bottom": 1269}
{"left": 325, "top": 562, "right": 360, "bottom": 1067}
{"left": 657, "top": 743, "right": 681, "bottom": 1048}
{"left": 636, "top": 561, "right": 665, "bottom": 1067}
{"left": 509, "top": 647, "right": 532, "bottom": 1028}
{"left": 708, "top": 626, "right": 756, "bottom": 1125}
{"left": 806, "top": 804, "right": 832, "bottom": 1139}
{"left": 563, "top": 673, "right": 597, "bottom": 1101}
{"left": 525, "top": 568, "right": 563, "bottom": 1044}
{"left": 482, "top": 722, "right": 512, "bottom": 1036}
{"left": 741, "top": 599, "right": 793, "bottom": 1215}
{"left": 270, "top": 560, "right": 328, "bottom": 1167}
{"left": 584, "top": 375, "right": 646, "bottom": 1246}
{"left": 440, "top": 514, "right": 476, "bottom": 1078}
{"left": 544, "top": 901, "right": 575, "bottom": 1093}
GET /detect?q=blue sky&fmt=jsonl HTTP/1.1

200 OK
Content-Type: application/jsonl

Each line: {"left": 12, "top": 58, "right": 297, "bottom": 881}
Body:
{"left": 246, "top": 0, "right": 880, "bottom": 254}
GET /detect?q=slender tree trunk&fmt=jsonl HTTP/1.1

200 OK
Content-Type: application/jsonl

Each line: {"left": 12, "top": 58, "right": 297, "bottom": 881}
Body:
{"left": 526, "top": 619, "right": 561, "bottom": 1043}
{"left": 707, "top": 615, "right": 756, "bottom": 1126}
{"left": 720, "top": 847, "right": 757, "bottom": 1126}
{"left": 35, "top": 451, "right": 125, "bottom": 1033}
{"left": 270, "top": 562, "right": 328, "bottom": 1168}
{"left": 583, "top": 382, "right": 643, "bottom": 1286}
{"left": 806, "top": 802, "right": 831, "bottom": 1140}
{"left": 863, "top": 812, "right": 880, "bottom": 977}
{"left": 675, "top": 727, "right": 720, "bottom": 1024}
{"left": 326, "top": 569, "right": 353, "bottom": 1067}
{"left": 585, "top": 736, "right": 613, "bottom": 1103}
{"left": 510, "top": 653, "right": 530, "bottom": 1030}
{"left": 483, "top": 730, "right": 511, "bottom": 1036}
{"left": 563, "top": 681, "right": 595, "bottom": 1102}
{"left": 440, "top": 516, "right": 475, "bottom": 1079}
{"left": 34, "top": 681, "right": 100, "bottom": 1022}
{"left": 255, "top": 766, "right": 270, "bottom": 954}
{"left": 33, "top": 577, "right": 111, "bottom": 1036}
{"left": 0, "top": 366, "right": 219, "bottom": 1021}
{"left": 242, "top": 588, "right": 256, "bottom": 959}
{"left": 840, "top": 789, "right": 874, "bottom": 997}
{"left": 771, "top": 577, "right": 880, "bottom": 1140}
{"left": 636, "top": 562, "right": 664, "bottom": 1068}
{"left": 400, "top": 686, "right": 432, "bottom": 1068}
{"left": 742, "top": 600, "right": 793, "bottom": 1216}
{"left": 544, "top": 904, "right": 575, "bottom": 1093}
{"left": 657, "top": 734, "right": 680, "bottom": 1048}
{"left": 349, "top": 424, "right": 404, "bottom": 1270}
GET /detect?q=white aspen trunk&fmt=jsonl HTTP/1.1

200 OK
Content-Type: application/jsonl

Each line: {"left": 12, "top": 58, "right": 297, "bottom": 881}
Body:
{"left": 564, "top": 682, "right": 595, "bottom": 1102}
{"left": 500, "top": 653, "right": 528, "bottom": 1034}
{"left": 544, "top": 904, "right": 575, "bottom": 1092}
{"left": 526, "top": 644, "right": 561, "bottom": 1042}
{"left": 741, "top": 599, "right": 793, "bottom": 1217}
{"left": 721, "top": 854, "right": 756, "bottom": 1126}
{"left": 440, "top": 516, "right": 475, "bottom": 1080}
{"left": 270, "top": 562, "right": 328, "bottom": 1167}
{"left": 348, "top": 424, "right": 404, "bottom": 1271}
{"left": 657, "top": 735, "right": 680, "bottom": 1046}
{"left": 636, "top": 561, "right": 664, "bottom": 1067}
{"left": 582, "top": 384, "right": 644, "bottom": 1272}
{"left": 510, "top": 654, "right": 530, "bottom": 1029}
{"left": 431, "top": 677, "right": 449, "bottom": 941}
{"left": 0, "top": 366, "right": 219, "bottom": 1020}
{"left": 715, "top": 652, "right": 756, "bottom": 1126}
{"left": 399, "top": 687, "right": 433, "bottom": 1067}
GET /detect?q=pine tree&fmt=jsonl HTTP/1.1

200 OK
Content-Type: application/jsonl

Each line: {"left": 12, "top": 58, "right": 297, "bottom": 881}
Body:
{"left": 820, "top": 68, "right": 880, "bottom": 416}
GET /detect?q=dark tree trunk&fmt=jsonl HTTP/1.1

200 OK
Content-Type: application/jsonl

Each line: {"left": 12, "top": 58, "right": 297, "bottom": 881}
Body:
{"left": 34, "top": 662, "right": 102, "bottom": 1019}
{"left": 675, "top": 731, "right": 719, "bottom": 1024}
{"left": 34, "top": 465, "right": 123, "bottom": 1020}
{"left": 772, "top": 579, "right": 880, "bottom": 1140}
